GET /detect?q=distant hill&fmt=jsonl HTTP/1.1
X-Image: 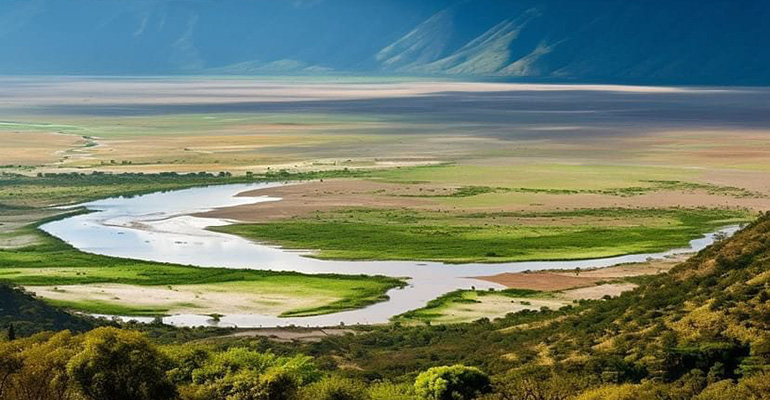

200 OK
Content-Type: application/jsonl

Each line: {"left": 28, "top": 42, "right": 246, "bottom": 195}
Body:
{"left": 1, "top": 0, "right": 769, "bottom": 85}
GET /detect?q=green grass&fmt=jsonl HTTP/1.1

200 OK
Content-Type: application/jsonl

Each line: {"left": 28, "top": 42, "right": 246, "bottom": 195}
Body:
{"left": 45, "top": 299, "right": 172, "bottom": 317}
{"left": 215, "top": 208, "right": 752, "bottom": 263}
{"left": 0, "top": 226, "right": 405, "bottom": 317}
{"left": 400, "top": 181, "right": 763, "bottom": 201}
{"left": 0, "top": 113, "right": 383, "bottom": 139}
{"left": 370, "top": 164, "right": 700, "bottom": 191}
{"left": 394, "top": 288, "right": 547, "bottom": 323}
{"left": 0, "top": 172, "right": 409, "bottom": 317}
{"left": 0, "top": 169, "right": 369, "bottom": 208}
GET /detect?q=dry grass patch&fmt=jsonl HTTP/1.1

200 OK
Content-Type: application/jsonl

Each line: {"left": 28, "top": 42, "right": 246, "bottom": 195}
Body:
{"left": 27, "top": 282, "right": 344, "bottom": 317}
{"left": 0, "top": 131, "right": 85, "bottom": 165}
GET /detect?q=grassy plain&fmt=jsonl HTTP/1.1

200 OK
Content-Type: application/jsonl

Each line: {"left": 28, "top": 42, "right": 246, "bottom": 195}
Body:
{"left": 0, "top": 228, "right": 403, "bottom": 317}
{"left": 3, "top": 78, "right": 770, "bottom": 322}
{"left": 394, "top": 289, "right": 569, "bottom": 325}
{"left": 214, "top": 208, "right": 751, "bottom": 263}
{"left": 0, "top": 172, "right": 405, "bottom": 317}
{"left": 0, "top": 113, "right": 434, "bottom": 173}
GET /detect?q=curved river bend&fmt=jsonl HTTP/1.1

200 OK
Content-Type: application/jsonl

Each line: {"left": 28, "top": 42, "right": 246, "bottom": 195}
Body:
{"left": 41, "top": 183, "right": 737, "bottom": 328}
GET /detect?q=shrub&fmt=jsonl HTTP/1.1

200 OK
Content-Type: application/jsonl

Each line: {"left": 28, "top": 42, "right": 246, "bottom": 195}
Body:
{"left": 414, "top": 365, "right": 491, "bottom": 400}
{"left": 299, "top": 376, "right": 369, "bottom": 400}
{"left": 67, "top": 327, "right": 177, "bottom": 400}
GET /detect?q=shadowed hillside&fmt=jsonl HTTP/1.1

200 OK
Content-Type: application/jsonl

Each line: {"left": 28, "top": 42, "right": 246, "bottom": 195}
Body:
{"left": 1, "top": 0, "right": 769, "bottom": 84}
{"left": 0, "top": 285, "right": 93, "bottom": 337}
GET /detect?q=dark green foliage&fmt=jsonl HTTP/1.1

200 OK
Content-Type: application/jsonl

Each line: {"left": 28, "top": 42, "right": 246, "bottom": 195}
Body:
{"left": 67, "top": 327, "right": 177, "bottom": 400}
{"left": 298, "top": 376, "right": 369, "bottom": 400}
{"left": 0, "top": 284, "right": 93, "bottom": 337}
{"left": 0, "top": 169, "right": 369, "bottom": 208}
{"left": 414, "top": 364, "right": 491, "bottom": 400}
{"left": 258, "top": 213, "right": 770, "bottom": 396}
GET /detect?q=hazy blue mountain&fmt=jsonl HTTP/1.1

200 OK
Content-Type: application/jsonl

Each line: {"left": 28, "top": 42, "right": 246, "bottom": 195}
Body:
{"left": 1, "top": 0, "right": 768, "bottom": 84}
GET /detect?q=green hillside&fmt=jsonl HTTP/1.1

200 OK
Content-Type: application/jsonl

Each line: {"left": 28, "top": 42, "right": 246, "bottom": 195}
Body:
{"left": 1, "top": 213, "right": 768, "bottom": 399}
{"left": 0, "top": 284, "right": 93, "bottom": 338}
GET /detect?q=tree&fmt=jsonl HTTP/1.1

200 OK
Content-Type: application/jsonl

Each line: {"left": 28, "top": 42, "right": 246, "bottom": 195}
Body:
{"left": 7, "top": 324, "right": 14, "bottom": 341}
{"left": 299, "top": 376, "right": 369, "bottom": 400}
{"left": 66, "top": 327, "right": 177, "bottom": 400}
{"left": 414, "top": 365, "right": 491, "bottom": 400}
{"left": 8, "top": 331, "right": 81, "bottom": 400}
{"left": 173, "top": 347, "right": 319, "bottom": 400}
{"left": 0, "top": 341, "right": 22, "bottom": 399}
{"left": 369, "top": 382, "right": 417, "bottom": 400}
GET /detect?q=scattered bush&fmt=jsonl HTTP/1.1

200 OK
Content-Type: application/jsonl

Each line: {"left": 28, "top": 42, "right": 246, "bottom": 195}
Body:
{"left": 414, "top": 364, "right": 491, "bottom": 400}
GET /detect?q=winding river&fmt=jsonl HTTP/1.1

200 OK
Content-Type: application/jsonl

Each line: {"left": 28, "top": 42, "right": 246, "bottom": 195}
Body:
{"left": 41, "top": 183, "right": 737, "bottom": 328}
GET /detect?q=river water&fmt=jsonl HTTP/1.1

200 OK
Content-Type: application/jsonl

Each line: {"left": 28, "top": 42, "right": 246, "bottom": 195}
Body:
{"left": 40, "top": 183, "right": 737, "bottom": 327}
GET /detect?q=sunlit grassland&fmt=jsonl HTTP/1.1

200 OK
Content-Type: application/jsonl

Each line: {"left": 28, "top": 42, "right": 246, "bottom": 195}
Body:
{"left": 215, "top": 208, "right": 752, "bottom": 263}
{"left": 0, "top": 113, "right": 400, "bottom": 170}
{"left": 0, "top": 169, "right": 367, "bottom": 208}
{"left": 0, "top": 223, "right": 404, "bottom": 317}
{"left": 0, "top": 113, "right": 384, "bottom": 138}
{"left": 370, "top": 164, "right": 701, "bottom": 190}
{"left": 45, "top": 299, "right": 173, "bottom": 317}
{"left": 394, "top": 288, "right": 566, "bottom": 324}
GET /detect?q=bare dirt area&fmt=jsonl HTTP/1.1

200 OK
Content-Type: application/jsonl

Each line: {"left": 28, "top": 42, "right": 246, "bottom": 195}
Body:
{"left": 216, "top": 328, "right": 355, "bottom": 343}
{"left": 555, "top": 256, "right": 685, "bottom": 279}
{"left": 477, "top": 257, "right": 683, "bottom": 291}
{"left": 475, "top": 256, "right": 684, "bottom": 301}
{"left": 198, "top": 170, "right": 770, "bottom": 227}
{"left": 199, "top": 179, "right": 435, "bottom": 222}
{"left": 0, "top": 131, "right": 86, "bottom": 165}
{"left": 440, "top": 189, "right": 770, "bottom": 214}
{"left": 0, "top": 234, "right": 40, "bottom": 249}
{"left": 473, "top": 273, "right": 600, "bottom": 291}
{"left": 560, "top": 283, "right": 638, "bottom": 300}
{"left": 427, "top": 295, "right": 571, "bottom": 325}
{"left": 0, "top": 208, "right": 66, "bottom": 249}
{"left": 26, "top": 283, "right": 340, "bottom": 316}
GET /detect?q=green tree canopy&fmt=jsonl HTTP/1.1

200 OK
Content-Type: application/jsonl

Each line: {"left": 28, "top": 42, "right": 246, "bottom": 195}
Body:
{"left": 414, "top": 364, "right": 491, "bottom": 400}
{"left": 66, "top": 327, "right": 177, "bottom": 400}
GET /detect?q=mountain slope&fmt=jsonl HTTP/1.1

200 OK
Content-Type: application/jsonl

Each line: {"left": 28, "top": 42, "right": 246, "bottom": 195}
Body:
{"left": 285, "top": 213, "right": 770, "bottom": 396}
{"left": 0, "top": 284, "right": 93, "bottom": 337}
{"left": 0, "top": 0, "right": 769, "bottom": 84}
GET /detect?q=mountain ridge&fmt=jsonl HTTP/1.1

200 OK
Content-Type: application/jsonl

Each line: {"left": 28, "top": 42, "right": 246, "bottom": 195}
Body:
{"left": 1, "top": 0, "right": 769, "bottom": 85}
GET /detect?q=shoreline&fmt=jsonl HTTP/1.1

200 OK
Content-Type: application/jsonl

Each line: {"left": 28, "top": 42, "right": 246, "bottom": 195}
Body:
{"left": 34, "top": 183, "right": 741, "bottom": 328}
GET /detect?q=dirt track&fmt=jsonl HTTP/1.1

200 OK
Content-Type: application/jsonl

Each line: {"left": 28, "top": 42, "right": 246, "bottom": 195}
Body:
{"left": 475, "top": 256, "right": 684, "bottom": 292}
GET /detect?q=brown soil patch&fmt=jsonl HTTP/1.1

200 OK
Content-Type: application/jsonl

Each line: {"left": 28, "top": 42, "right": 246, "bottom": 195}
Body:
{"left": 455, "top": 191, "right": 769, "bottom": 213}
{"left": 198, "top": 179, "right": 435, "bottom": 222}
{"left": 561, "top": 283, "right": 638, "bottom": 300}
{"left": 475, "top": 256, "right": 683, "bottom": 291}
{"left": 28, "top": 283, "right": 339, "bottom": 316}
{"left": 200, "top": 176, "right": 770, "bottom": 227}
{"left": 218, "top": 328, "right": 354, "bottom": 343}
{"left": 474, "top": 272, "right": 599, "bottom": 291}
{"left": 0, "top": 131, "right": 85, "bottom": 165}
{"left": 557, "top": 256, "right": 684, "bottom": 279}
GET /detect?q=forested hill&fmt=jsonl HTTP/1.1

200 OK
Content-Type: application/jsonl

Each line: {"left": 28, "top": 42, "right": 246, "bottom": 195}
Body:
{"left": 0, "top": 285, "right": 93, "bottom": 337}
{"left": 1, "top": 0, "right": 769, "bottom": 85}
{"left": 306, "top": 213, "right": 770, "bottom": 397}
